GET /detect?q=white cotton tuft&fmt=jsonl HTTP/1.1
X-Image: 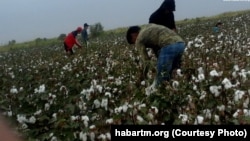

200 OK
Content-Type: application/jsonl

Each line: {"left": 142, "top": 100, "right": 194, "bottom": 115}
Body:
{"left": 179, "top": 114, "right": 188, "bottom": 124}
{"left": 194, "top": 115, "right": 204, "bottom": 125}
{"left": 234, "top": 90, "right": 245, "bottom": 102}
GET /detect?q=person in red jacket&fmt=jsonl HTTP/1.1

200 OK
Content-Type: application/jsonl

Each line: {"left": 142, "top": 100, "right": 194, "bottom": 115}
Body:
{"left": 64, "top": 27, "right": 83, "bottom": 55}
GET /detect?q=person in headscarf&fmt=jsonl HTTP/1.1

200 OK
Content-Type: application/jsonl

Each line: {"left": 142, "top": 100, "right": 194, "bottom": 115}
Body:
{"left": 149, "top": 0, "right": 177, "bottom": 32}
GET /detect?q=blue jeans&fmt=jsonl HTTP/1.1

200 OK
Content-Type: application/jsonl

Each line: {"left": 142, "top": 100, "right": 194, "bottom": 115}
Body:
{"left": 156, "top": 42, "right": 185, "bottom": 86}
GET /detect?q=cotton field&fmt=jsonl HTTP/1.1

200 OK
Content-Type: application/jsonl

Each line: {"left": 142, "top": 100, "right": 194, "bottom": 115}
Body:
{"left": 0, "top": 12, "right": 250, "bottom": 140}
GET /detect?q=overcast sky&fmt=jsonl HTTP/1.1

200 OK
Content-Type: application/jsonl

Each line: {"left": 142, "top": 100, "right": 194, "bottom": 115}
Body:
{"left": 0, "top": 0, "right": 249, "bottom": 44}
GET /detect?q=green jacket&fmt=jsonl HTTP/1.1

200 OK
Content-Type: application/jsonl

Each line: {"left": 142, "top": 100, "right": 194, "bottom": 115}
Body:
{"left": 135, "top": 23, "right": 184, "bottom": 72}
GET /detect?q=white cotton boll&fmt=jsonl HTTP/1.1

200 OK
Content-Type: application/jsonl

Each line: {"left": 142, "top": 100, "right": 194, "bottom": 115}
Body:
{"left": 176, "top": 69, "right": 183, "bottom": 77}
{"left": 197, "top": 67, "right": 204, "bottom": 74}
{"left": 199, "top": 91, "right": 207, "bottom": 100}
{"left": 222, "top": 78, "right": 233, "bottom": 89}
{"left": 112, "top": 88, "right": 118, "bottom": 93}
{"left": 21, "top": 123, "right": 28, "bottom": 129}
{"left": 71, "top": 116, "right": 77, "bottom": 121}
{"left": 106, "top": 132, "right": 111, "bottom": 140}
{"left": 141, "top": 81, "right": 146, "bottom": 86}
{"left": 82, "top": 116, "right": 89, "bottom": 127}
{"left": 203, "top": 109, "right": 212, "bottom": 119}
{"left": 145, "top": 83, "right": 157, "bottom": 96}
{"left": 96, "top": 85, "right": 103, "bottom": 93}
{"left": 217, "top": 105, "right": 225, "bottom": 111}
{"left": 81, "top": 116, "right": 89, "bottom": 122}
{"left": 234, "top": 90, "right": 245, "bottom": 102}
{"left": 187, "top": 95, "right": 192, "bottom": 103}
{"left": 114, "top": 107, "right": 122, "bottom": 114}
{"left": 44, "top": 103, "right": 50, "bottom": 111}
{"left": 234, "top": 65, "right": 240, "bottom": 71}
{"left": 115, "top": 78, "right": 122, "bottom": 85}
{"left": 51, "top": 136, "right": 57, "bottom": 141}
{"left": 17, "top": 114, "right": 27, "bottom": 124}
{"left": 49, "top": 133, "right": 54, "bottom": 138}
{"left": 193, "top": 84, "right": 197, "bottom": 91}
{"left": 89, "top": 125, "right": 96, "bottom": 130}
{"left": 97, "top": 134, "right": 106, "bottom": 140}
{"left": 122, "top": 104, "right": 128, "bottom": 113}
{"left": 106, "top": 118, "right": 113, "bottom": 124}
{"left": 39, "top": 84, "right": 46, "bottom": 93}
{"left": 239, "top": 69, "right": 248, "bottom": 82}
{"left": 212, "top": 63, "right": 218, "bottom": 68}
{"left": 235, "top": 28, "right": 239, "bottom": 33}
{"left": 243, "top": 109, "right": 250, "bottom": 116}
{"left": 7, "top": 111, "right": 12, "bottom": 117}
{"left": 179, "top": 114, "right": 188, "bottom": 124}
{"left": 138, "top": 104, "right": 146, "bottom": 110}
{"left": 243, "top": 98, "right": 249, "bottom": 108}
{"left": 19, "top": 87, "right": 24, "bottom": 92}
{"left": 10, "top": 86, "right": 18, "bottom": 94}
{"left": 209, "top": 70, "right": 219, "bottom": 77}
{"left": 137, "top": 115, "right": 144, "bottom": 123}
{"left": 8, "top": 72, "right": 15, "bottom": 79}
{"left": 108, "top": 76, "right": 114, "bottom": 80}
{"left": 101, "top": 98, "right": 108, "bottom": 110}
{"left": 233, "top": 109, "right": 241, "bottom": 118}
{"left": 93, "top": 99, "right": 101, "bottom": 108}
{"left": 105, "top": 92, "right": 112, "bottom": 98}
{"left": 209, "top": 85, "right": 221, "bottom": 97}
{"left": 246, "top": 50, "right": 250, "bottom": 56}
{"left": 79, "top": 132, "right": 87, "bottom": 141}
{"left": 187, "top": 41, "right": 193, "bottom": 48}
{"left": 172, "top": 81, "right": 179, "bottom": 89}
{"left": 194, "top": 115, "right": 204, "bottom": 125}
{"left": 84, "top": 121, "right": 88, "bottom": 127}
{"left": 147, "top": 113, "right": 154, "bottom": 120}
{"left": 52, "top": 113, "right": 57, "bottom": 120}
{"left": 198, "top": 74, "right": 205, "bottom": 81}
{"left": 34, "top": 84, "right": 45, "bottom": 94}
{"left": 29, "top": 116, "right": 36, "bottom": 124}
{"left": 89, "top": 132, "right": 95, "bottom": 141}
{"left": 232, "top": 71, "right": 237, "bottom": 78}
{"left": 51, "top": 94, "right": 56, "bottom": 99}
{"left": 151, "top": 106, "right": 158, "bottom": 114}
{"left": 214, "top": 115, "right": 220, "bottom": 122}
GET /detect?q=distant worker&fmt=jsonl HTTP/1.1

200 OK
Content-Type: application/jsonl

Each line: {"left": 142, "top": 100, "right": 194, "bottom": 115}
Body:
{"left": 64, "top": 27, "right": 83, "bottom": 55}
{"left": 213, "top": 22, "right": 223, "bottom": 33}
{"left": 149, "top": 0, "right": 177, "bottom": 32}
{"left": 126, "top": 24, "right": 186, "bottom": 87}
{"left": 81, "top": 23, "right": 89, "bottom": 47}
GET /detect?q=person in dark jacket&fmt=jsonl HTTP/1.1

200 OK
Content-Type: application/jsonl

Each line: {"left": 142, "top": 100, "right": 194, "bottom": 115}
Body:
{"left": 149, "top": 0, "right": 177, "bottom": 32}
{"left": 64, "top": 27, "right": 83, "bottom": 55}
{"left": 81, "top": 23, "right": 89, "bottom": 47}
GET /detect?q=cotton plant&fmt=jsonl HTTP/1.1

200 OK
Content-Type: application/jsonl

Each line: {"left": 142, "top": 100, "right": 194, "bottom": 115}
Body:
{"left": 81, "top": 115, "right": 89, "bottom": 127}
{"left": 234, "top": 90, "right": 245, "bottom": 102}
{"left": 101, "top": 98, "right": 108, "bottom": 111}
{"left": 34, "top": 84, "right": 46, "bottom": 94}
{"left": 194, "top": 115, "right": 204, "bottom": 125}
{"left": 178, "top": 114, "right": 189, "bottom": 124}
{"left": 209, "top": 69, "right": 222, "bottom": 77}
{"left": 222, "top": 78, "right": 239, "bottom": 89}
{"left": 209, "top": 85, "right": 221, "bottom": 97}
{"left": 10, "top": 86, "right": 18, "bottom": 94}
{"left": 145, "top": 79, "right": 157, "bottom": 96}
